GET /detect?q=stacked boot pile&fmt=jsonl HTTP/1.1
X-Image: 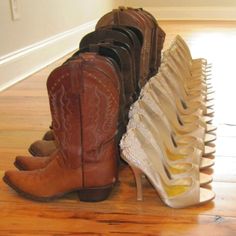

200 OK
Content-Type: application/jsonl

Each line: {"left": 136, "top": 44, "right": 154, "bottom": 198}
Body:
{"left": 3, "top": 7, "right": 166, "bottom": 202}
{"left": 26, "top": 7, "right": 165, "bottom": 159}
{"left": 120, "top": 35, "right": 216, "bottom": 208}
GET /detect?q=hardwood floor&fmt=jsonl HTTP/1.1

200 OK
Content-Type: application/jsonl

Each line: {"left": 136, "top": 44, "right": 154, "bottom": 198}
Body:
{"left": 1, "top": 21, "right": 236, "bottom": 235}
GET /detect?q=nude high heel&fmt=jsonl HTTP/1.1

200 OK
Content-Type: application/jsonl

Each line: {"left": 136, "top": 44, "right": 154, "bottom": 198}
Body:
{"left": 141, "top": 79, "right": 216, "bottom": 144}
{"left": 127, "top": 115, "right": 211, "bottom": 184}
{"left": 159, "top": 69, "right": 214, "bottom": 115}
{"left": 120, "top": 128, "right": 215, "bottom": 208}
{"left": 149, "top": 75, "right": 216, "bottom": 133}
{"left": 139, "top": 82, "right": 216, "bottom": 155}
{"left": 159, "top": 62, "right": 214, "bottom": 116}
{"left": 159, "top": 63, "right": 209, "bottom": 115}
{"left": 167, "top": 46, "right": 214, "bottom": 100}
{"left": 174, "top": 35, "right": 212, "bottom": 72}
{"left": 169, "top": 42, "right": 211, "bottom": 81}
{"left": 127, "top": 106, "right": 214, "bottom": 176}
{"left": 160, "top": 57, "right": 215, "bottom": 119}
{"left": 129, "top": 98, "right": 214, "bottom": 169}
{"left": 163, "top": 48, "right": 213, "bottom": 97}
{"left": 129, "top": 94, "right": 215, "bottom": 162}
{"left": 170, "top": 47, "right": 214, "bottom": 99}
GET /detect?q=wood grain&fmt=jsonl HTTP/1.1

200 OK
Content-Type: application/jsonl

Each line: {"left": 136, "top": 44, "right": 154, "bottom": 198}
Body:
{"left": 1, "top": 21, "right": 236, "bottom": 235}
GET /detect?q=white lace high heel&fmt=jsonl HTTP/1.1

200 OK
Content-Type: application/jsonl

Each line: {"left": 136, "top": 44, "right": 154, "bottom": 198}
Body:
{"left": 170, "top": 47, "right": 214, "bottom": 100}
{"left": 163, "top": 48, "right": 214, "bottom": 99}
{"left": 149, "top": 75, "right": 216, "bottom": 133}
{"left": 167, "top": 47, "right": 215, "bottom": 102}
{"left": 127, "top": 114, "right": 213, "bottom": 185}
{"left": 155, "top": 71, "right": 214, "bottom": 121}
{"left": 160, "top": 62, "right": 214, "bottom": 116}
{"left": 129, "top": 96, "right": 215, "bottom": 161}
{"left": 163, "top": 47, "right": 207, "bottom": 85}
{"left": 169, "top": 42, "right": 212, "bottom": 82}
{"left": 158, "top": 63, "right": 210, "bottom": 118}
{"left": 141, "top": 80, "right": 216, "bottom": 145}
{"left": 141, "top": 81, "right": 216, "bottom": 156}
{"left": 128, "top": 100, "right": 214, "bottom": 171}
{"left": 173, "top": 35, "right": 212, "bottom": 71}
{"left": 174, "top": 35, "right": 212, "bottom": 73}
{"left": 120, "top": 128, "right": 215, "bottom": 208}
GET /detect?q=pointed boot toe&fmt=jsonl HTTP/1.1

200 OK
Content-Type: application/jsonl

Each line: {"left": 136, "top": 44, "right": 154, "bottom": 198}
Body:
{"left": 4, "top": 156, "right": 83, "bottom": 201}
{"left": 43, "top": 130, "right": 54, "bottom": 141}
{"left": 28, "top": 140, "right": 57, "bottom": 157}
{"left": 14, "top": 155, "right": 54, "bottom": 171}
{"left": 3, "top": 170, "right": 33, "bottom": 199}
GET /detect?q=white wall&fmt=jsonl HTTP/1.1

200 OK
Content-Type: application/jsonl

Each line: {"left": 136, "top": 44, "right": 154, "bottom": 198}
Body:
{"left": 0, "top": 0, "right": 120, "bottom": 57}
{"left": 0, "top": 0, "right": 122, "bottom": 91}
{"left": 1, "top": 0, "right": 236, "bottom": 90}
{"left": 124, "top": 0, "right": 236, "bottom": 20}
{"left": 123, "top": 0, "right": 236, "bottom": 7}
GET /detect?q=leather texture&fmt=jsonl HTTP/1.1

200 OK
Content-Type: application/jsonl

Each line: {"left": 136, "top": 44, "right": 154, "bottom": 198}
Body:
{"left": 80, "top": 29, "right": 137, "bottom": 100}
{"left": 27, "top": 46, "right": 128, "bottom": 159}
{"left": 96, "top": 7, "right": 166, "bottom": 86}
{"left": 4, "top": 53, "right": 120, "bottom": 200}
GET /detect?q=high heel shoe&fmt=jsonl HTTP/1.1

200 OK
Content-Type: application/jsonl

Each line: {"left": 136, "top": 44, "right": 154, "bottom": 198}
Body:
{"left": 169, "top": 42, "right": 211, "bottom": 82}
{"left": 127, "top": 115, "right": 213, "bottom": 185}
{"left": 160, "top": 62, "right": 214, "bottom": 117}
{"left": 174, "top": 35, "right": 212, "bottom": 73}
{"left": 120, "top": 128, "right": 215, "bottom": 208}
{"left": 129, "top": 98, "right": 214, "bottom": 169}
{"left": 167, "top": 47, "right": 215, "bottom": 105}
{"left": 159, "top": 56, "right": 214, "bottom": 111}
{"left": 159, "top": 63, "right": 211, "bottom": 117}
{"left": 163, "top": 49, "right": 214, "bottom": 101}
{"left": 139, "top": 82, "right": 216, "bottom": 155}
{"left": 149, "top": 74, "right": 216, "bottom": 133}
{"left": 141, "top": 78, "right": 216, "bottom": 144}
{"left": 127, "top": 108, "right": 212, "bottom": 178}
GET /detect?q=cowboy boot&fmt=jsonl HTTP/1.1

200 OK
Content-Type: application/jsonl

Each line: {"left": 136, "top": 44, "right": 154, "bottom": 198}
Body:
{"left": 14, "top": 155, "right": 54, "bottom": 171}
{"left": 28, "top": 48, "right": 126, "bottom": 158}
{"left": 3, "top": 53, "right": 120, "bottom": 202}
{"left": 28, "top": 140, "right": 57, "bottom": 156}
{"left": 42, "top": 130, "right": 54, "bottom": 140}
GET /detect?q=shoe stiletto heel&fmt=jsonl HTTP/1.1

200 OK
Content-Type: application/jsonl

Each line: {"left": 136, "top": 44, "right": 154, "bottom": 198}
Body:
{"left": 130, "top": 165, "right": 143, "bottom": 201}
{"left": 120, "top": 129, "right": 215, "bottom": 208}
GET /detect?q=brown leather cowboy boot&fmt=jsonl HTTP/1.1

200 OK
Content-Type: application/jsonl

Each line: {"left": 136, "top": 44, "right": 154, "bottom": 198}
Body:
{"left": 3, "top": 53, "right": 120, "bottom": 202}
{"left": 28, "top": 45, "right": 128, "bottom": 158}
{"left": 42, "top": 130, "right": 54, "bottom": 140}
{"left": 14, "top": 155, "right": 54, "bottom": 171}
{"left": 28, "top": 140, "right": 57, "bottom": 157}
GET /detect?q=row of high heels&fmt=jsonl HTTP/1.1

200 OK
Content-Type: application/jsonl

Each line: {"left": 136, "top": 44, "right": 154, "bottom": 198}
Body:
{"left": 120, "top": 35, "right": 216, "bottom": 208}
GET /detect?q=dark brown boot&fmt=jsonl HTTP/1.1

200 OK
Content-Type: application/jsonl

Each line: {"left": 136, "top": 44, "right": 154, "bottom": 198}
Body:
{"left": 3, "top": 53, "right": 120, "bottom": 202}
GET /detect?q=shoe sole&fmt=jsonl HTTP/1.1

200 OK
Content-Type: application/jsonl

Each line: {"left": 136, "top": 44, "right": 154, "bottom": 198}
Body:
{"left": 3, "top": 175, "right": 113, "bottom": 202}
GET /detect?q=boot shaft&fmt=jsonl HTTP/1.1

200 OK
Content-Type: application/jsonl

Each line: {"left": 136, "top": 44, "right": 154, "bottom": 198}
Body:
{"left": 47, "top": 53, "right": 120, "bottom": 186}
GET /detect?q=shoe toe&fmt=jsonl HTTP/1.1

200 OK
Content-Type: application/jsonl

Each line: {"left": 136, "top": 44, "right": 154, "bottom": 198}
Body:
{"left": 14, "top": 156, "right": 31, "bottom": 170}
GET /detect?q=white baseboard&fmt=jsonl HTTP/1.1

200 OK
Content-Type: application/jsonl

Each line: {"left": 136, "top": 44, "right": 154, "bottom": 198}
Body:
{"left": 0, "top": 19, "right": 97, "bottom": 92}
{"left": 145, "top": 7, "right": 236, "bottom": 20}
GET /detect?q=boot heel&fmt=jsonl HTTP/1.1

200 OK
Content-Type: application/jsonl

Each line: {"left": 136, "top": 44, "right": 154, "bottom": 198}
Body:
{"left": 78, "top": 185, "right": 113, "bottom": 202}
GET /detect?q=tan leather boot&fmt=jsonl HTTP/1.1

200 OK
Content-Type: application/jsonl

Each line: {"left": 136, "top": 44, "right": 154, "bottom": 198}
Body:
{"left": 42, "top": 130, "right": 54, "bottom": 140}
{"left": 14, "top": 155, "right": 54, "bottom": 171}
{"left": 3, "top": 53, "right": 120, "bottom": 202}
{"left": 28, "top": 140, "right": 57, "bottom": 157}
